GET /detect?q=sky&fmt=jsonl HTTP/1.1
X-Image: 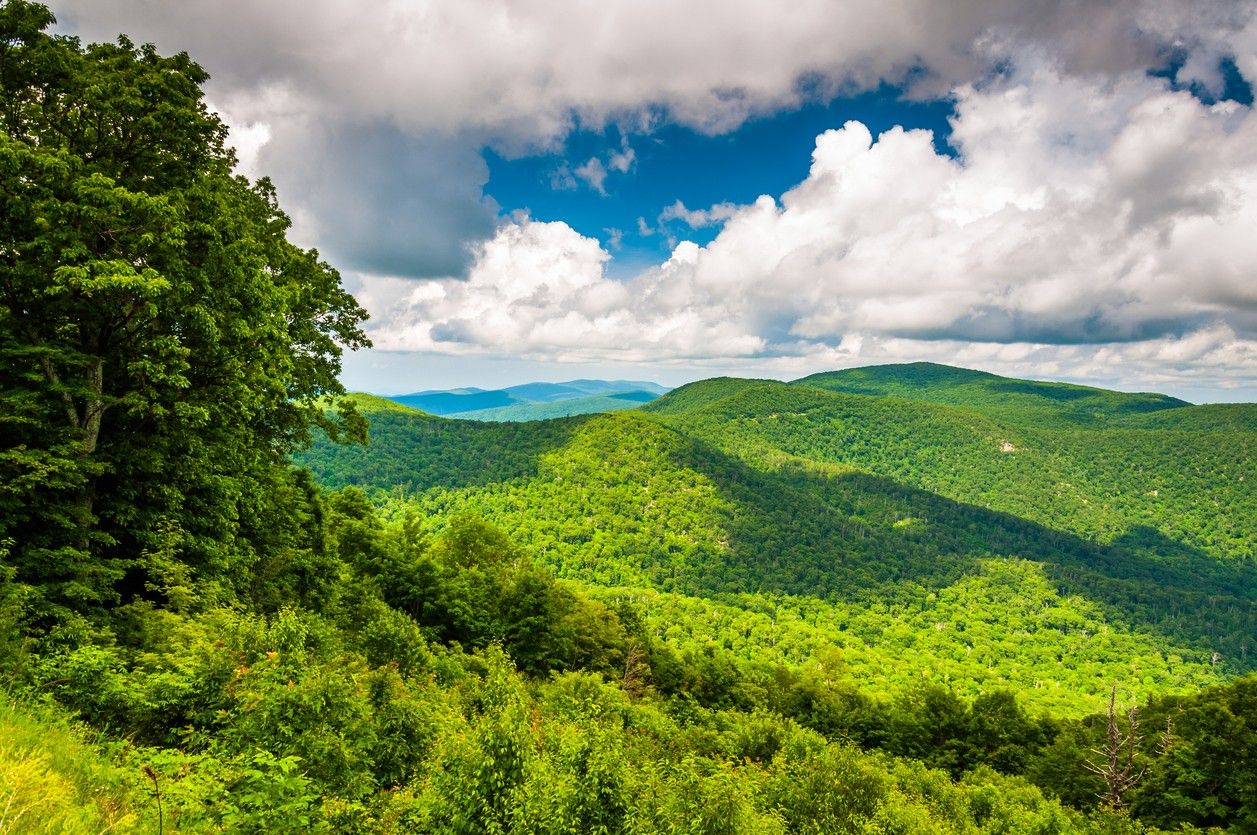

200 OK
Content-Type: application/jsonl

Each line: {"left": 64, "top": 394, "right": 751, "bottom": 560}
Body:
{"left": 57, "top": 1, "right": 1257, "bottom": 402}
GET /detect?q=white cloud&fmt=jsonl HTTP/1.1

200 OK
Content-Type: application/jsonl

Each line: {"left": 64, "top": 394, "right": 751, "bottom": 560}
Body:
{"left": 608, "top": 140, "right": 637, "bottom": 174}
{"left": 361, "top": 56, "right": 1257, "bottom": 391}
{"left": 213, "top": 114, "right": 271, "bottom": 180}
{"left": 56, "top": 0, "right": 1257, "bottom": 142}
{"left": 50, "top": 1, "right": 1257, "bottom": 392}
{"left": 659, "top": 200, "right": 742, "bottom": 229}
{"left": 569, "top": 140, "right": 637, "bottom": 194}
{"left": 56, "top": 0, "right": 1257, "bottom": 285}
{"left": 365, "top": 219, "right": 764, "bottom": 361}
{"left": 574, "top": 158, "right": 608, "bottom": 194}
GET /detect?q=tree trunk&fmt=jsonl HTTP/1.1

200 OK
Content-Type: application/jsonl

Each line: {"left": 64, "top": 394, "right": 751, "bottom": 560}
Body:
{"left": 80, "top": 356, "right": 105, "bottom": 455}
{"left": 39, "top": 353, "right": 107, "bottom": 534}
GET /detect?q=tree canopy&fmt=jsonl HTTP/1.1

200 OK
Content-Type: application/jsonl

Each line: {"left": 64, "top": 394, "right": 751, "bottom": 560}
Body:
{"left": 0, "top": 1, "right": 369, "bottom": 624}
{"left": 2, "top": 3, "right": 1255, "bottom": 831}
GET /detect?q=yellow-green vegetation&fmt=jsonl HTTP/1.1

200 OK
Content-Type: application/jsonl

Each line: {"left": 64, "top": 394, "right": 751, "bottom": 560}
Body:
{"left": 0, "top": 694, "right": 140, "bottom": 833}
{"left": 4, "top": 3, "right": 1257, "bottom": 830}
{"left": 302, "top": 390, "right": 1256, "bottom": 714}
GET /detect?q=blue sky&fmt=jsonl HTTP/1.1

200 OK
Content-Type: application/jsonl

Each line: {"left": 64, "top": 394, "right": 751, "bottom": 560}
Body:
{"left": 59, "top": 1, "right": 1257, "bottom": 401}
{"left": 482, "top": 57, "right": 1252, "bottom": 277}
{"left": 484, "top": 87, "right": 957, "bottom": 273}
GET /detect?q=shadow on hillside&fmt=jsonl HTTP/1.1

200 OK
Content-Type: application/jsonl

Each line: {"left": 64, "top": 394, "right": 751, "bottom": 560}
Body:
{"left": 298, "top": 410, "right": 594, "bottom": 492}
{"left": 665, "top": 439, "right": 1257, "bottom": 665}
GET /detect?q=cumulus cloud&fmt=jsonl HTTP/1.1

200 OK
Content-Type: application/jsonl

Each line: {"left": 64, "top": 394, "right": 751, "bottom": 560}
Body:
{"left": 49, "top": 0, "right": 1257, "bottom": 392}
{"left": 255, "top": 119, "right": 499, "bottom": 277}
{"left": 361, "top": 56, "right": 1257, "bottom": 390}
{"left": 364, "top": 219, "right": 765, "bottom": 360}
{"left": 55, "top": 0, "right": 1257, "bottom": 139}
{"left": 659, "top": 200, "right": 742, "bottom": 229}
{"left": 55, "top": 0, "right": 1257, "bottom": 283}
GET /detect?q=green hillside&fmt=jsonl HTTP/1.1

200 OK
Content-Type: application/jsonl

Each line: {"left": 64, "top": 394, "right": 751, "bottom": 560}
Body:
{"left": 300, "top": 376, "right": 1257, "bottom": 717}
{"left": 1118, "top": 401, "right": 1257, "bottom": 432}
{"left": 301, "top": 394, "right": 589, "bottom": 489}
{"left": 9, "top": 11, "right": 1257, "bottom": 829}
{"left": 796, "top": 362, "right": 1188, "bottom": 425}
{"left": 645, "top": 377, "right": 1255, "bottom": 560}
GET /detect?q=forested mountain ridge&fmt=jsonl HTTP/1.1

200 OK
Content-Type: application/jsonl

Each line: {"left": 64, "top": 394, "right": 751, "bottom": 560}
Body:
{"left": 645, "top": 374, "right": 1253, "bottom": 560}
{"left": 4, "top": 3, "right": 1256, "bottom": 829}
{"left": 299, "top": 370, "right": 1257, "bottom": 713}
{"left": 294, "top": 370, "right": 1257, "bottom": 827}
{"left": 794, "top": 362, "right": 1189, "bottom": 425}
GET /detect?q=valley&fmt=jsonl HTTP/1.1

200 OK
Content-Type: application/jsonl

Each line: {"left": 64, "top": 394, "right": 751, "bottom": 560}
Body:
{"left": 301, "top": 363, "right": 1256, "bottom": 717}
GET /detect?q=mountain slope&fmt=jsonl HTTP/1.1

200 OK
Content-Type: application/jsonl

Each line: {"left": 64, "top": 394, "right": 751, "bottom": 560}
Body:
{"left": 301, "top": 374, "right": 1257, "bottom": 713}
{"left": 647, "top": 376, "right": 1255, "bottom": 561}
{"left": 302, "top": 395, "right": 589, "bottom": 489}
{"left": 795, "top": 361, "right": 1188, "bottom": 425}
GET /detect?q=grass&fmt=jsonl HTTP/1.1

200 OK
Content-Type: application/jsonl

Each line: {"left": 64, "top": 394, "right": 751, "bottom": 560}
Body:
{"left": 0, "top": 692, "right": 141, "bottom": 833}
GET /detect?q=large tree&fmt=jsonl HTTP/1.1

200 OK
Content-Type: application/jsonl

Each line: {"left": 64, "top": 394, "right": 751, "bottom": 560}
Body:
{"left": 0, "top": 1, "right": 369, "bottom": 624}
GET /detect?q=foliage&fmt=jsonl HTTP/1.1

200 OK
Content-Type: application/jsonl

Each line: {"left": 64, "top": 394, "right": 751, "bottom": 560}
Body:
{"left": 0, "top": 0, "right": 369, "bottom": 625}
{"left": 0, "top": 691, "right": 142, "bottom": 832}
{"left": 2, "top": 4, "right": 1255, "bottom": 831}
{"left": 299, "top": 395, "right": 584, "bottom": 491}
{"left": 305, "top": 391, "right": 1255, "bottom": 713}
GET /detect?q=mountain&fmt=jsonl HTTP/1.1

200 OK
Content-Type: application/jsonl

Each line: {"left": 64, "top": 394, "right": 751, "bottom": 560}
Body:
{"left": 795, "top": 361, "right": 1188, "bottom": 425}
{"left": 387, "top": 388, "right": 516, "bottom": 414}
{"left": 645, "top": 374, "right": 1254, "bottom": 559}
{"left": 18, "top": 361, "right": 1257, "bottom": 831}
{"left": 301, "top": 366, "right": 1257, "bottom": 718}
{"left": 383, "top": 379, "right": 669, "bottom": 418}
{"left": 453, "top": 390, "right": 661, "bottom": 422}
{"left": 15, "top": 10, "right": 1255, "bottom": 825}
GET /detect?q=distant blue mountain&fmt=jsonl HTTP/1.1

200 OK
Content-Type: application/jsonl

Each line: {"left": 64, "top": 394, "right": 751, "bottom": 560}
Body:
{"left": 558, "top": 380, "right": 670, "bottom": 396}
{"left": 383, "top": 379, "right": 670, "bottom": 418}
{"left": 499, "top": 382, "right": 590, "bottom": 403}
{"left": 609, "top": 390, "right": 659, "bottom": 403}
{"left": 404, "top": 386, "right": 486, "bottom": 396}
{"left": 388, "top": 390, "right": 514, "bottom": 414}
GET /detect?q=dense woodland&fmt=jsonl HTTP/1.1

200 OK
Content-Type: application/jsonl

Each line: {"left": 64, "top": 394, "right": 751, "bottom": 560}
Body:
{"left": 2, "top": 3, "right": 1256, "bottom": 832}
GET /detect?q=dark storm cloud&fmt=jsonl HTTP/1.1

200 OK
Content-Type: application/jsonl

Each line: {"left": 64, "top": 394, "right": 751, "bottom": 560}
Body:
{"left": 258, "top": 122, "right": 498, "bottom": 279}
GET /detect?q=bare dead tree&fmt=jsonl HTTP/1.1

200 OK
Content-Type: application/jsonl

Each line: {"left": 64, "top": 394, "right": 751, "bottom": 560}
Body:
{"left": 621, "top": 640, "right": 649, "bottom": 699}
{"left": 1156, "top": 714, "right": 1175, "bottom": 758}
{"left": 1085, "top": 684, "right": 1147, "bottom": 809}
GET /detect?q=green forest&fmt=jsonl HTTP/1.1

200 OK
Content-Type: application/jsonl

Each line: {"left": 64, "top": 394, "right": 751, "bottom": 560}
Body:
{"left": 3, "top": 3, "right": 1257, "bottom": 832}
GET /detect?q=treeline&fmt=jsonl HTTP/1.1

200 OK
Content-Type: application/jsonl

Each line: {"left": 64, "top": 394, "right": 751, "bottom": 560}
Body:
{"left": 7, "top": 493, "right": 1253, "bottom": 830}
{"left": 307, "top": 404, "right": 1255, "bottom": 696}
{"left": 4, "top": 3, "right": 1255, "bottom": 830}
